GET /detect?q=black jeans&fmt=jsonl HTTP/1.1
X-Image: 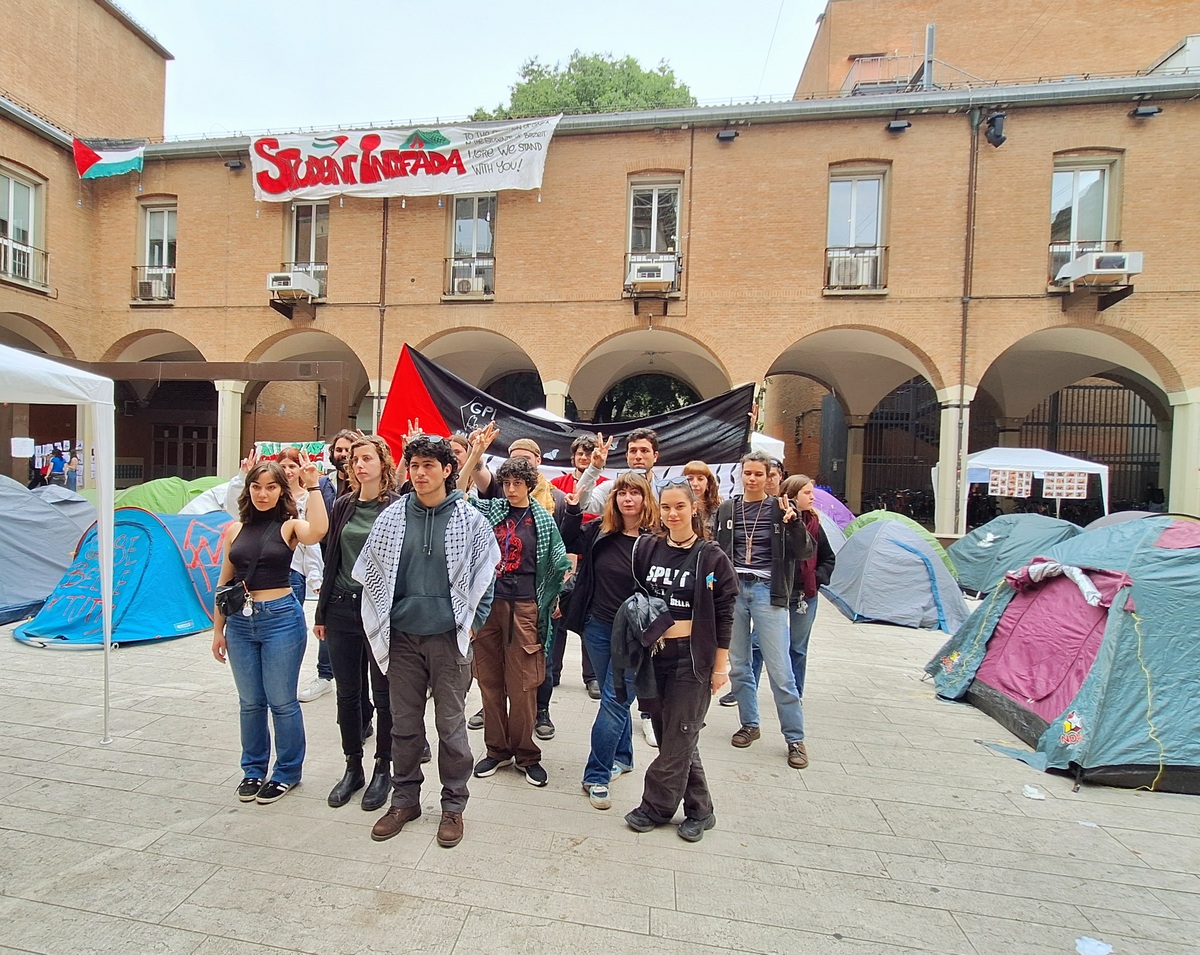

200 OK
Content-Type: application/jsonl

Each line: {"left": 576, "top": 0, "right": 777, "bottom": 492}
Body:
{"left": 323, "top": 594, "right": 389, "bottom": 761}
{"left": 536, "top": 613, "right": 596, "bottom": 710}
{"left": 637, "top": 637, "right": 714, "bottom": 823}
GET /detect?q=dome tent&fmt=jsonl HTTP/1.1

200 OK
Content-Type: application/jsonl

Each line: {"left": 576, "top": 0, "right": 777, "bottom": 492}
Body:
{"left": 949, "top": 513, "right": 1081, "bottom": 595}
{"left": 0, "top": 475, "right": 84, "bottom": 624}
{"left": 844, "top": 509, "right": 957, "bottom": 578}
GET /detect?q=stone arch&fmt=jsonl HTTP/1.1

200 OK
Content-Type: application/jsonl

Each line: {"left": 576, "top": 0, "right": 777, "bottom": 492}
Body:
{"left": 241, "top": 328, "right": 372, "bottom": 417}
{"left": 569, "top": 328, "right": 730, "bottom": 420}
{"left": 0, "top": 311, "right": 76, "bottom": 357}
{"left": 100, "top": 329, "right": 206, "bottom": 363}
{"left": 414, "top": 327, "right": 539, "bottom": 390}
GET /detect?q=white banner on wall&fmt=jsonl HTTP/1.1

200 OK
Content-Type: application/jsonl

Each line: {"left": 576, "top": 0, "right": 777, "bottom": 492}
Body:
{"left": 250, "top": 115, "right": 562, "bottom": 202}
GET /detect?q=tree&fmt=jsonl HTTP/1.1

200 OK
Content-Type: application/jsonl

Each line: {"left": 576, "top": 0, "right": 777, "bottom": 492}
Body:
{"left": 595, "top": 374, "right": 699, "bottom": 423}
{"left": 473, "top": 51, "right": 697, "bottom": 120}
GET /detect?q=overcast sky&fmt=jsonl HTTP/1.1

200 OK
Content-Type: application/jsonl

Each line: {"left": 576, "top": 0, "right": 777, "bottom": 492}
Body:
{"left": 111, "top": 0, "right": 825, "bottom": 139}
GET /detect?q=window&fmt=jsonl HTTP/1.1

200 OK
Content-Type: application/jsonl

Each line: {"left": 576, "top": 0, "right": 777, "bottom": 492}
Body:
{"left": 134, "top": 205, "right": 176, "bottom": 300}
{"left": 826, "top": 171, "right": 887, "bottom": 291}
{"left": 0, "top": 168, "right": 47, "bottom": 287}
{"left": 627, "top": 181, "right": 681, "bottom": 293}
{"left": 290, "top": 201, "right": 328, "bottom": 295}
{"left": 1049, "top": 162, "right": 1116, "bottom": 281}
{"left": 446, "top": 194, "right": 495, "bottom": 296}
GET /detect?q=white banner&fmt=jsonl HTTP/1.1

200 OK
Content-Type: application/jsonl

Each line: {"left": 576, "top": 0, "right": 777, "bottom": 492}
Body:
{"left": 250, "top": 115, "right": 562, "bottom": 202}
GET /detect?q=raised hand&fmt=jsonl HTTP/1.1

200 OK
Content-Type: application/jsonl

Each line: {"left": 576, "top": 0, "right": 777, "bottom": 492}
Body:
{"left": 239, "top": 448, "right": 260, "bottom": 474}
{"left": 591, "top": 432, "right": 613, "bottom": 469}
{"left": 778, "top": 494, "right": 797, "bottom": 523}
{"left": 298, "top": 450, "right": 321, "bottom": 488}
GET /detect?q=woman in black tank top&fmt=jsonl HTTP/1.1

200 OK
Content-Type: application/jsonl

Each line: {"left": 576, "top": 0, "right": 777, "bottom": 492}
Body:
{"left": 212, "top": 455, "right": 328, "bottom": 805}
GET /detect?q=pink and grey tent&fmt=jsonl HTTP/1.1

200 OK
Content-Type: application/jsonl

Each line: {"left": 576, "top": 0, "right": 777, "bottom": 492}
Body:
{"left": 926, "top": 516, "right": 1200, "bottom": 793}
{"left": 813, "top": 488, "right": 854, "bottom": 530}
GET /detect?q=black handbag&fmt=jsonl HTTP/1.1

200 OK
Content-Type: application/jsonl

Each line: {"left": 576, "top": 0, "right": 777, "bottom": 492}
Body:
{"left": 215, "top": 523, "right": 270, "bottom": 617}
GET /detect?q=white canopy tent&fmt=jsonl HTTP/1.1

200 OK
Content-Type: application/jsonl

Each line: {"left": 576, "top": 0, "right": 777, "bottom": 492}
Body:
{"left": 0, "top": 344, "right": 117, "bottom": 739}
{"left": 932, "top": 446, "right": 1110, "bottom": 515}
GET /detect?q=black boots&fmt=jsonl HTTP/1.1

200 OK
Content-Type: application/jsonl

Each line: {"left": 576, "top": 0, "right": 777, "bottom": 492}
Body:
{"left": 327, "top": 758, "right": 365, "bottom": 808}
{"left": 361, "top": 757, "right": 390, "bottom": 812}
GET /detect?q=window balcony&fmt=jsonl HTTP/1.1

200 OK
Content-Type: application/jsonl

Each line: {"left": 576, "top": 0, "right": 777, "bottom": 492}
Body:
{"left": 0, "top": 237, "right": 49, "bottom": 289}
{"left": 624, "top": 252, "right": 682, "bottom": 294}
{"left": 282, "top": 261, "right": 327, "bottom": 298}
{"left": 1048, "top": 239, "right": 1121, "bottom": 285}
{"left": 131, "top": 265, "right": 176, "bottom": 302}
{"left": 444, "top": 255, "right": 495, "bottom": 299}
{"left": 824, "top": 247, "right": 887, "bottom": 293}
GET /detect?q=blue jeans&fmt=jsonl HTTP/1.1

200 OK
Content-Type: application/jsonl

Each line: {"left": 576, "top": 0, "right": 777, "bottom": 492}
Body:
{"left": 751, "top": 594, "right": 819, "bottom": 699}
{"left": 729, "top": 579, "right": 804, "bottom": 743}
{"left": 224, "top": 594, "right": 308, "bottom": 784}
{"left": 582, "top": 617, "right": 636, "bottom": 786}
{"left": 290, "top": 569, "right": 332, "bottom": 680}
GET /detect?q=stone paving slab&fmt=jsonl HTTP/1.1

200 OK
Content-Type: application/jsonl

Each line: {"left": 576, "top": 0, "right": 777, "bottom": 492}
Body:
{"left": 1, "top": 605, "right": 1198, "bottom": 954}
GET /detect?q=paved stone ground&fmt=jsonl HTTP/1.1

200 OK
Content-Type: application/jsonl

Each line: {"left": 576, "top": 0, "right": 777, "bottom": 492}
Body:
{"left": 1, "top": 603, "right": 1197, "bottom": 955}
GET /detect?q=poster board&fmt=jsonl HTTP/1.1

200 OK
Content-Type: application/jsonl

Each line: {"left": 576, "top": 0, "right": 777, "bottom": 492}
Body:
{"left": 988, "top": 469, "right": 1032, "bottom": 498}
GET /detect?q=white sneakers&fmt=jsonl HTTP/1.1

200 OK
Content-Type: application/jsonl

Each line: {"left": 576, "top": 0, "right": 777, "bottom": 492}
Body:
{"left": 641, "top": 715, "right": 658, "bottom": 748}
{"left": 297, "top": 676, "right": 332, "bottom": 702}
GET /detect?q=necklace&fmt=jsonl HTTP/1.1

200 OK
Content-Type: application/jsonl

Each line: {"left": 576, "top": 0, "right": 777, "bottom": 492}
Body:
{"left": 668, "top": 533, "right": 698, "bottom": 548}
{"left": 740, "top": 496, "right": 767, "bottom": 565}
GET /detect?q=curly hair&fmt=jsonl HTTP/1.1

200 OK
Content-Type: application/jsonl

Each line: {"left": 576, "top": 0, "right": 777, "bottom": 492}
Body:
{"left": 403, "top": 435, "right": 460, "bottom": 494}
{"left": 496, "top": 455, "right": 539, "bottom": 492}
{"left": 682, "top": 460, "right": 722, "bottom": 515}
{"left": 238, "top": 462, "right": 299, "bottom": 524}
{"left": 346, "top": 434, "right": 399, "bottom": 495}
{"left": 600, "top": 471, "right": 658, "bottom": 534}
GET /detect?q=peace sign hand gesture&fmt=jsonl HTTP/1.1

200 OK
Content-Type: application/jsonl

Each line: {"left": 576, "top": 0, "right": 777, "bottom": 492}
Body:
{"left": 778, "top": 495, "right": 798, "bottom": 523}
{"left": 591, "top": 432, "right": 613, "bottom": 469}
{"left": 298, "top": 450, "right": 321, "bottom": 489}
{"left": 239, "top": 448, "right": 260, "bottom": 474}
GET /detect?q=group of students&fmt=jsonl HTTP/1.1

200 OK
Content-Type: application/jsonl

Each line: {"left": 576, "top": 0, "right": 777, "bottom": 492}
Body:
{"left": 211, "top": 424, "right": 833, "bottom": 848}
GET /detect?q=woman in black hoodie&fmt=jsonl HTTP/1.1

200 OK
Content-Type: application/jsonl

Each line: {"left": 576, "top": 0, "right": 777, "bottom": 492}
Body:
{"left": 622, "top": 477, "right": 738, "bottom": 842}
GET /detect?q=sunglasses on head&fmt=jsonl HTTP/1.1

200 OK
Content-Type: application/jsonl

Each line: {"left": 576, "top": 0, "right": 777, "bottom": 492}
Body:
{"left": 654, "top": 475, "right": 692, "bottom": 492}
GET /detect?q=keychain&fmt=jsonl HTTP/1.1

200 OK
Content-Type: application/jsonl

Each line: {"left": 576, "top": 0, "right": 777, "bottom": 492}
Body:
{"left": 242, "top": 600, "right": 253, "bottom": 617}
{"left": 797, "top": 598, "right": 808, "bottom": 615}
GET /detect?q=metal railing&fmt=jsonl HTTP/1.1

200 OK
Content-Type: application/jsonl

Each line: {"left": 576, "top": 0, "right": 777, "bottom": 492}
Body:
{"left": 825, "top": 247, "right": 887, "bottom": 290}
{"left": 131, "top": 265, "right": 176, "bottom": 301}
{"left": 444, "top": 255, "right": 495, "bottom": 297}
{"left": 0, "top": 236, "right": 49, "bottom": 287}
{"left": 281, "top": 261, "right": 328, "bottom": 297}
{"left": 1048, "top": 239, "right": 1121, "bottom": 284}
{"left": 624, "top": 252, "right": 682, "bottom": 293}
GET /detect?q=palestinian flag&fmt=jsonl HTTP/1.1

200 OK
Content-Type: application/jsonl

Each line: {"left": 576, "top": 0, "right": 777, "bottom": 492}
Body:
{"left": 72, "top": 138, "right": 146, "bottom": 179}
{"left": 379, "top": 345, "right": 754, "bottom": 467}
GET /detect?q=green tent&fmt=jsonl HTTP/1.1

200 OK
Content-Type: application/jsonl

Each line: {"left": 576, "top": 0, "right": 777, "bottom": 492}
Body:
{"left": 114, "top": 476, "right": 225, "bottom": 513}
{"left": 949, "top": 513, "right": 1081, "bottom": 594}
{"left": 844, "top": 510, "right": 957, "bottom": 578}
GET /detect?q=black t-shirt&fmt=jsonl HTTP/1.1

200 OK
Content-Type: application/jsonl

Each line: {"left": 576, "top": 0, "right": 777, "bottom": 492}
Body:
{"left": 589, "top": 532, "right": 637, "bottom": 623}
{"left": 644, "top": 537, "right": 701, "bottom": 621}
{"left": 732, "top": 497, "right": 774, "bottom": 572}
{"left": 494, "top": 506, "right": 537, "bottom": 600}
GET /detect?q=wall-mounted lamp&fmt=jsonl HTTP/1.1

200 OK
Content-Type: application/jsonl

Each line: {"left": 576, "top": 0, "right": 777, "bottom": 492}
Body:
{"left": 984, "top": 112, "right": 1007, "bottom": 148}
{"left": 224, "top": 159, "right": 245, "bottom": 170}
{"left": 1129, "top": 105, "right": 1162, "bottom": 118}
{"left": 886, "top": 120, "right": 912, "bottom": 133}
{"left": 715, "top": 129, "right": 739, "bottom": 143}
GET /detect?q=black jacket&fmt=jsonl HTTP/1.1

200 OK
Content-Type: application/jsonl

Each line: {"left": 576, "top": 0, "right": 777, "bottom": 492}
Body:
{"left": 314, "top": 489, "right": 402, "bottom": 625}
{"left": 714, "top": 496, "right": 814, "bottom": 607}
{"left": 560, "top": 509, "right": 645, "bottom": 634}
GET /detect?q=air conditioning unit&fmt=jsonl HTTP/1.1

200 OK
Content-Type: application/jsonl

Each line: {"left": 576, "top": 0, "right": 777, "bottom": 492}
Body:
{"left": 1054, "top": 251, "right": 1143, "bottom": 287}
{"left": 626, "top": 256, "right": 677, "bottom": 291}
{"left": 828, "top": 254, "right": 877, "bottom": 289}
{"left": 455, "top": 276, "right": 486, "bottom": 294}
{"left": 137, "top": 279, "right": 169, "bottom": 300}
{"left": 267, "top": 271, "right": 322, "bottom": 300}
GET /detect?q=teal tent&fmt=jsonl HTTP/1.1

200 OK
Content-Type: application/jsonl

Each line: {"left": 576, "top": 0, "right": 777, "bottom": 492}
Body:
{"left": 949, "top": 513, "right": 1081, "bottom": 595}
{"left": 844, "top": 510, "right": 957, "bottom": 578}
{"left": 926, "top": 516, "right": 1200, "bottom": 793}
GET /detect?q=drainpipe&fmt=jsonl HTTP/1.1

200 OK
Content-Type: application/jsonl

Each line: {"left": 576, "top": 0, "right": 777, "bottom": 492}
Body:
{"left": 955, "top": 108, "right": 983, "bottom": 533}
{"left": 375, "top": 198, "right": 389, "bottom": 432}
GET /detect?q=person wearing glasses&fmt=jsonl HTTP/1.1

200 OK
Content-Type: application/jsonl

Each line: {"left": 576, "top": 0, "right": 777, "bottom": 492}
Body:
{"left": 353, "top": 435, "right": 500, "bottom": 848}
{"left": 715, "top": 451, "right": 813, "bottom": 769}
{"left": 562, "top": 472, "right": 658, "bottom": 810}
{"left": 622, "top": 476, "right": 737, "bottom": 841}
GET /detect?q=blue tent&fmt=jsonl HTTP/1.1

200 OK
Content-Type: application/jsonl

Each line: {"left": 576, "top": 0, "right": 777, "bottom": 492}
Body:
{"left": 926, "top": 516, "right": 1200, "bottom": 793}
{"left": 13, "top": 508, "right": 230, "bottom": 648}
{"left": 949, "top": 513, "right": 1081, "bottom": 595}
{"left": 821, "top": 520, "right": 970, "bottom": 633}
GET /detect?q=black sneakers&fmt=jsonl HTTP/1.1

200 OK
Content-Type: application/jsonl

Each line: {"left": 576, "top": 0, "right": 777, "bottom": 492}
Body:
{"left": 678, "top": 814, "right": 717, "bottom": 842}
{"left": 255, "top": 780, "right": 295, "bottom": 804}
{"left": 473, "top": 755, "right": 514, "bottom": 777}
{"left": 521, "top": 763, "right": 549, "bottom": 787}
{"left": 467, "top": 709, "right": 485, "bottom": 730}
{"left": 534, "top": 709, "right": 555, "bottom": 740}
{"left": 236, "top": 777, "right": 264, "bottom": 802}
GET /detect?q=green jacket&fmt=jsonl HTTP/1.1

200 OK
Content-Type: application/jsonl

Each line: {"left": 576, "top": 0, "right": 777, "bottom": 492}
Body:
{"left": 469, "top": 496, "right": 570, "bottom": 655}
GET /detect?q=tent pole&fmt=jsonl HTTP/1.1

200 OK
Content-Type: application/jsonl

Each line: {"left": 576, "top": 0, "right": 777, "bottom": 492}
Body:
{"left": 94, "top": 401, "right": 115, "bottom": 745}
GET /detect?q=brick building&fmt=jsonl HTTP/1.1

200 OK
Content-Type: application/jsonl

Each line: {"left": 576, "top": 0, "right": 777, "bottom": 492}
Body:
{"left": 2, "top": 0, "right": 1199, "bottom": 532}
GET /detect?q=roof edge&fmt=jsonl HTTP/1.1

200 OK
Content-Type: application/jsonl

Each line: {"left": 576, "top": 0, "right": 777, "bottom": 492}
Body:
{"left": 94, "top": 0, "right": 173, "bottom": 61}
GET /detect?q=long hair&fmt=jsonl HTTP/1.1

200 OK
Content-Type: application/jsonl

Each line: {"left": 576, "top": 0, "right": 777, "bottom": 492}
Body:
{"left": 780, "top": 473, "right": 816, "bottom": 513}
{"left": 682, "top": 460, "right": 721, "bottom": 515}
{"left": 238, "top": 462, "right": 298, "bottom": 524}
{"left": 346, "top": 434, "right": 399, "bottom": 496}
{"left": 656, "top": 479, "right": 708, "bottom": 540}
{"left": 600, "top": 471, "right": 658, "bottom": 534}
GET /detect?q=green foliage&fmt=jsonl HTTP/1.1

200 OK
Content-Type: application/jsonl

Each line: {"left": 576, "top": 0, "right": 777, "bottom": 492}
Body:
{"left": 473, "top": 51, "right": 697, "bottom": 120}
{"left": 595, "top": 374, "right": 700, "bottom": 423}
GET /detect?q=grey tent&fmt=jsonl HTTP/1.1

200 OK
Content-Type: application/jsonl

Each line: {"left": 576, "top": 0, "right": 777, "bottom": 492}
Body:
{"left": 949, "top": 513, "right": 1081, "bottom": 595}
{"left": 816, "top": 508, "right": 846, "bottom": 555}
{"left": 821, "top": 520, "right": 970, "bottom": 633}
{"left": 30, "top": 483, "right": 99, "bottom": 537}
{"left": 0, "top": 475, "right": 84, "bottom": 624}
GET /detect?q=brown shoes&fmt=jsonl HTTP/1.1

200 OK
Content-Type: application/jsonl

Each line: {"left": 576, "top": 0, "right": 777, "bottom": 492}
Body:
{"left": 436, "top": 810, "right": 464, "bottom": 848}
{"left": 731, "top": 725, "right": 761, "bottom": 748}
{"left": 787, "top": 740, "right": 809, "bottom": 769}
{"left": 370, "top": 804, "right": 421, "bottom": 842}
